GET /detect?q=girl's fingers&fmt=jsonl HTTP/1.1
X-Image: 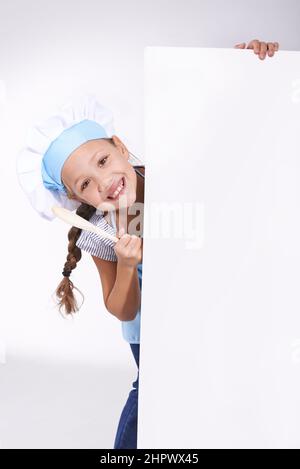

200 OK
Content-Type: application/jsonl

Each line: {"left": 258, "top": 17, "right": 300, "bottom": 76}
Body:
{"left": 259, "top": 41, "right": 268, "bottom": 60}
{"left": 234, "top": 43, "right": 246, "bottom": 49}
{"left": 118, "top": 233, "right": 132, "bottom": 247}
{"left": 129, "top": 235, "right": 141, "bottom": 248}
{"left": 267, "top": 42, "right": 275, "bottom": 57}
{"left": 235, "top": 39, "right": 279, "bottom": 59}
{"left": 119, "top": 233, "right": 141, "bottom": 248}
{"left": 123, "top": 236, "right": 142, "bottom": 256}
{"left": 129, "top": 235, "right": 142, "bottom": 248}
{"left": 246, "top": 39, "right": 260, "bottom": 54}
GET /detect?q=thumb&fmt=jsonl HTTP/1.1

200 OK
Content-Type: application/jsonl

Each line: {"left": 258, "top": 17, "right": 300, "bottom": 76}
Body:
{"left": 118, "top": 227, "right": 126, "bottom": 238}
{"left": 234, "top": 43, "right": 246, "bottom": 48}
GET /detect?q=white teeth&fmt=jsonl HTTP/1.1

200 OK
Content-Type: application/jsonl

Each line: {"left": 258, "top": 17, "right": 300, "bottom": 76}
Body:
{"left": 110, "top": 178, "right": 124, "bottom": 199}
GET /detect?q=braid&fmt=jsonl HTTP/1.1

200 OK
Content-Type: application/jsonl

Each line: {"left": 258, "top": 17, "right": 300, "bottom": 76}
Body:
{"left": 55, "top": 203, "right": 97, "bottom": 316}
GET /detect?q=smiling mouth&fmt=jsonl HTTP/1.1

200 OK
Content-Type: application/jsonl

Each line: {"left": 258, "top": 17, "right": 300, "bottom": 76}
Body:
{"left": 107, "top": 177, "right": 126, "bottom": 200}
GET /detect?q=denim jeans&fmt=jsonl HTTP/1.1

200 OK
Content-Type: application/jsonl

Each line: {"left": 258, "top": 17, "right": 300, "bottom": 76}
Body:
{"left": 113, "top": 344, "right": 140, "bottom": 449}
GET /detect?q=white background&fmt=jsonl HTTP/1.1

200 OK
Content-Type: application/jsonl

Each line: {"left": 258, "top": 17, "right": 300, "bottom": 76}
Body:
{"left": 0, "top": 0, "right": 299, "bottom": 449}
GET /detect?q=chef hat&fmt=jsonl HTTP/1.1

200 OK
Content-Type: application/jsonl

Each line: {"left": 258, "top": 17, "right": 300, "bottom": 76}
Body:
{"left": 16, "top": 95, "right": 116, "bottom": 221}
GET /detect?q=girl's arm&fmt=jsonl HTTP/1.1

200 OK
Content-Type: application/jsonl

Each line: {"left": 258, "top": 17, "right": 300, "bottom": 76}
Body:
{"left": 106, "top": 263, "right": 141, "bottom": 321}
{"left": 92, "top": 231, "right": 142, "bottom": 321}
{"left": 106, "top": 230, "right": 142, "bottom": 321}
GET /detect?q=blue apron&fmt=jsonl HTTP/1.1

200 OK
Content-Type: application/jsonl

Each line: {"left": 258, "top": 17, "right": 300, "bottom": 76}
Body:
{"left": 121, "top": 263, "right": 142, "bottom": 344}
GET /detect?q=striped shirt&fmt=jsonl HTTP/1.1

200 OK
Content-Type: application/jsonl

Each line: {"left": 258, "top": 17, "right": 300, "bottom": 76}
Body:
{"left": 75, "top": 210, "right": 142, "bottom": 344}
{"left": 76, "top": 211, "right": 118, "bottom": 262}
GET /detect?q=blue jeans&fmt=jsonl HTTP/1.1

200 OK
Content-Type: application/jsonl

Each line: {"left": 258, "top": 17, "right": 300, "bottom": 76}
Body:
{"left": 113, "top": 344, "right": 140, "bottom": 449}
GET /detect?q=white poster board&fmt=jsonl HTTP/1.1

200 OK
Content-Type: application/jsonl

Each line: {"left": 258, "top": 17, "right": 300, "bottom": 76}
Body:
{"left": 139, "top": 47, "right": 300, "bottom": 449}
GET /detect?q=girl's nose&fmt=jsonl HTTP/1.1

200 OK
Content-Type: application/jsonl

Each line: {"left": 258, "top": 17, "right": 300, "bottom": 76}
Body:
{"left": 97, "top": 178, "right": 111, "bottom": 198}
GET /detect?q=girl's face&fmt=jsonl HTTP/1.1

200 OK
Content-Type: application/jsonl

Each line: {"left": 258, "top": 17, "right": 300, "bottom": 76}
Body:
{"left": 61, "top": 135, "right": 137, "bottom": 212}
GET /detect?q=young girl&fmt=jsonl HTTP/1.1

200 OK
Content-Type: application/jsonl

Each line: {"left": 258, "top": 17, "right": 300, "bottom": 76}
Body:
{"left": 17, "top": 95, "right": 145, "bottom": 449}
{"left": 16, "top": 39, "right": 280, "bottom": 450}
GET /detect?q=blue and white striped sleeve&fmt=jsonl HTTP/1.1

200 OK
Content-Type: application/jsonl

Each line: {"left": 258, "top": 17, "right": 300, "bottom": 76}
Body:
{"left": 75, "top": 212, "right": 118, "bottom": 262}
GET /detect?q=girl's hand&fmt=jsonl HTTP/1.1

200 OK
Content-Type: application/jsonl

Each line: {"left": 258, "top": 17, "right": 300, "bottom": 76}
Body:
{"left": 234, "top": 39, "right": 280, "bottom": 60}
{"left": 114, "top": 227, "right": 143, "bottom": 268}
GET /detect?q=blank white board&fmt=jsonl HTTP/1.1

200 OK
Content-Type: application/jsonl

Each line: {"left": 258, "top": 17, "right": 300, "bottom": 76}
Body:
{"left": 139, "top": 47, "right": 300, "bottom": 449}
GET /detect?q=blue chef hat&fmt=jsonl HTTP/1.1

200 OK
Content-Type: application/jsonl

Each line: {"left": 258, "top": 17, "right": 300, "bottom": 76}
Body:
{"left": 16, "top": 95, "right": 115, "bottom": 221}
{"left": 41, "top": 119, "right": 109, "bottom": 193}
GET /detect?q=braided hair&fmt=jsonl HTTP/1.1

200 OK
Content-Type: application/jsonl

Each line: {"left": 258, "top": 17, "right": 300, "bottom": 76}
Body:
{"left": 55, "top": 202, "right": 97, "bottom": 316}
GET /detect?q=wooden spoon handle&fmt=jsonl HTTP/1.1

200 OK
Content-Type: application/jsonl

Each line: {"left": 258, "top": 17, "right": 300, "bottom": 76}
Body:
{"left": 52, "top": 206, "right": 119, "bottom": 243}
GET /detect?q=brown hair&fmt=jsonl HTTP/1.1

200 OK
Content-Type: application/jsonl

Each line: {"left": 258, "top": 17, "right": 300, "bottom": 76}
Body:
{"left": 54, "top": 202, "right": 97, "bottom": 316}
{"left": 54, "top": 137, "right": 114, "bottom": 317}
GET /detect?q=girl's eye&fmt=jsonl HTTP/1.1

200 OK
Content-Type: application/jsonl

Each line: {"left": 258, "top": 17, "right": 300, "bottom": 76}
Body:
{"left": 81, "top": 156, "right": 109, "bottom": 191}
{"left": 81, "top": 180, "right": 90, "bottom": 191}
{"left": 98, "top": 156, "right": 108, "bottom": 167}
